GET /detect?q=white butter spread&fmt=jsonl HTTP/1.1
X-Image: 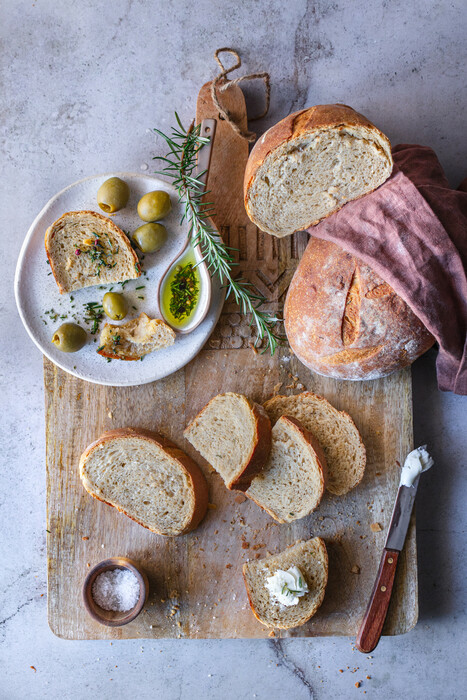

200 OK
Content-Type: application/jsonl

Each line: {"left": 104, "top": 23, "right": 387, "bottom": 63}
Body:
{"left": 400, "top": 445, "right": 433, "bottom": 487}
{"left": 265, "top": 566, "right": 309, "bottom": 607}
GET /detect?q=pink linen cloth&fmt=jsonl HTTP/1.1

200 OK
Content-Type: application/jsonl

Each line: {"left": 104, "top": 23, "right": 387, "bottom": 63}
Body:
{"left": 308, "top": 144, "right": 467, "bottom": 395}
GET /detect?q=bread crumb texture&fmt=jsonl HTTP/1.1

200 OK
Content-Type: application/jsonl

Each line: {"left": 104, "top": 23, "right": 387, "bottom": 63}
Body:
{"left": 80, "top": 435, "right": 198, "bottom": 536}
{"left": 246, "top": 416, "right": 325, "bottom": 522}
{"left": 246, "top": 107, "right": 393, "bottom": 238}
{"left": 264, "top": 392, "right": 366, "bottom": 496}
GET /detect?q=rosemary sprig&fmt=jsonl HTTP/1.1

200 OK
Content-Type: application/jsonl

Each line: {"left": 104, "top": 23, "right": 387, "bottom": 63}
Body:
{"left": 153, "top": 114, "right": 281, "bottom": 354}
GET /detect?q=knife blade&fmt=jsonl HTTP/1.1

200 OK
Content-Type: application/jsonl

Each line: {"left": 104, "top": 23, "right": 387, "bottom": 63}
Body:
{"left": 356, "top": 446, "right": 433, "bottom": 653}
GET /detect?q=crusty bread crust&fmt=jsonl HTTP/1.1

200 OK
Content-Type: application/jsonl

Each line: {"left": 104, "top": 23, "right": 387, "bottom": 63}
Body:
{"left": 79, "top": 428, "right": 209, "bottom": 536}
{"left": 283, "top": 416, "right": 328, "bottom": 487}
{"left": 244, "top": 104, "right": 393, "bottom": 236}
{"left": 242, "top": 537, "right": 328, "bottom": 629}
{"left": 45, "top": 210, "right": 140, "bottom": 294}
{"left": 232, "top": 401, "right": 272, "bottom": 491}
{"left": 284, "top": 237, "right": 435, "bottom": 380}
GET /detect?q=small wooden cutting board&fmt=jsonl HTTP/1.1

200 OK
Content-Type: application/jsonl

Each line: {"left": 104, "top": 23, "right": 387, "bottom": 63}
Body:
{"left": 45, "top": 81, "right": 417, "bottom": 639}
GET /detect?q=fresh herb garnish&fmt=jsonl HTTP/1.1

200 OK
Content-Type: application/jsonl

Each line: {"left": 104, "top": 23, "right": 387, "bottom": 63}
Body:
{"left": 45, "top": 309, "right": 59, "bottom": 322}
{"left": 83, "top": 302, "right": 104, "bottom": 334}
{"left": 153, "top": 114, "right": 281, "bottom": 353}
{"left": 83, "top": 234, "right": 117, "bottom": 277}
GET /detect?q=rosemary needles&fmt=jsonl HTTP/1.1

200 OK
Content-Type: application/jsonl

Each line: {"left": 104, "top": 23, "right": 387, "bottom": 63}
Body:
{"left": 153, "top": 114, "right": 281, "bottom": 354}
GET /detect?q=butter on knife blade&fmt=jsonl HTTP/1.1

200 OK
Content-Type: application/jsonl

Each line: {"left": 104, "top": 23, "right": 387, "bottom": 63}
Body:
{"left": 399, "top": 445, "right": 434, "bottom": 487}
{"left": 385, "top": 445, "right": 434, "bottom": 552}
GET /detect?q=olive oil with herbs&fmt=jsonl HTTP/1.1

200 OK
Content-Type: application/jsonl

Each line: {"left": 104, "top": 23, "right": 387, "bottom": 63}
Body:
{"left": 161, "top": 250, "right": 201, "bottom": 330}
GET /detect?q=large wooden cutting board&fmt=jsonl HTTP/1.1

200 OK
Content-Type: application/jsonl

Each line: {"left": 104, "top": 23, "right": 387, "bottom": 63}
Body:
{"left": 45, "top": 81, "right": 417, "bottom": 639}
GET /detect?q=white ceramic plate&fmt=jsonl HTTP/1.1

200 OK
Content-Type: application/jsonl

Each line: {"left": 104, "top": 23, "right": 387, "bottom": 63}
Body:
{"left": 14, "top": 173, "right": 224, "bottom": 386}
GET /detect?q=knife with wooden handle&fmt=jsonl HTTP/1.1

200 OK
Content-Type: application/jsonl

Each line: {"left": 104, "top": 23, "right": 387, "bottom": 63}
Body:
{"left": 356, "top": 446, "right": 434, "bottom": 653}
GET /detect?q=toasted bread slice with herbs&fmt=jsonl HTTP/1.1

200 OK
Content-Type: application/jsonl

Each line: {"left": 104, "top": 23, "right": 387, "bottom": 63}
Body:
{"left": 79, "top": 428, "right": 209, "bottom": 536}
{"left": 184, "top": 392, "right": 272, "bottom": 491}
{"left": 243, "top": 537, "right": 328, "bottom": 629}
{"left": 97, "top": 313, "right": 175, "bottom": 361}
{"left": 45, "top": 210, "right": 140, "bottom": 293}
{"left": 246, "top": 416, "right": 327, "bottom": 523}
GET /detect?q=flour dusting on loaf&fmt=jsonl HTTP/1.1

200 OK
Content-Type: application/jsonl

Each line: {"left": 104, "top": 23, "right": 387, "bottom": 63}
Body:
{"left": 284, "top": 237, "right": 435, "bottom": 380}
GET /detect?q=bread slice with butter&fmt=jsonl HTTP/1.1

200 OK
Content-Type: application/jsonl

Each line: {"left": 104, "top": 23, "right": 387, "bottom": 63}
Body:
{"left": 97, "top": 312, "right": 175, "bottom": 360}
{"left": 246, "top": 416, "right": 327, "bottom": 523}
{"left": 243, "top": 537, "right": 328, "bottom": 629}
{"left": 45, "top": 210, "right": 140, "bottom": 293}
{"left": 79, "top": 428, "right": 209, "bottom": 536}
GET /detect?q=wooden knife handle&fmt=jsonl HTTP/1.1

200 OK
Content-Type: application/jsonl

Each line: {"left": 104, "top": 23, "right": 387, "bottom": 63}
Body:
{"left": 356, "top": 549, "right": 400, "bottom": 653}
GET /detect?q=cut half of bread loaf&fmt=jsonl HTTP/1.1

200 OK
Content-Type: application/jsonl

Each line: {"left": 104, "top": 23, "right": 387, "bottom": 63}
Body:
{"left": 79, "top": 428, "right": 209, "bottom": 536}
{"left": 244, "top": 104, "right": 393, "bottom": 238}
{"left": 243, "top": 537, "right": 328, "bottom": 629}
{"left": 184, "top": 392, "right": 272, "bottom": 491}
{"left": 97, "top": 313, "right": 176, "bottom": 360}
{"left": 45, "top": 210, "right": 140, "bottom": 293}
{"left": 246, "top": 416, "right": 327, "bottom": 523}
{"left": 264, "top": 392, "right": 365, "bottom": 496}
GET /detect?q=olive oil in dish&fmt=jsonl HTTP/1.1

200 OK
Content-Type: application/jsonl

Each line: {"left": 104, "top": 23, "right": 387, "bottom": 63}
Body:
{"left": 160, "top": 249, "right": 201, "bottom": 330}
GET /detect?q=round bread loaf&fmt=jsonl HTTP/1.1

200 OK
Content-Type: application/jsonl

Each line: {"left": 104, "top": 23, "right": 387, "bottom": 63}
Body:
{"left": 284, "top": 237, "right": 434, "bottom": 380}
{"left": 244, "top": 104, "right": 393, "bottom": 238}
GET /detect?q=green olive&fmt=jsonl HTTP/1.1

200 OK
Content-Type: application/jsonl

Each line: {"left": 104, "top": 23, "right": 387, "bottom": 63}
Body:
{"left": 137, "top": 190, "right": 172, "bottom": 222}
{"left": 102, "top": 292, "right": 128, "bottom": 320}
{"left": 97, "top": 177, "right": 130, "bottom": 214}
{"left": 51, "top": 323, "right": 87, "bottom": 353}
{"left": 132, "top": 223, "right": 167, "bottom": 253}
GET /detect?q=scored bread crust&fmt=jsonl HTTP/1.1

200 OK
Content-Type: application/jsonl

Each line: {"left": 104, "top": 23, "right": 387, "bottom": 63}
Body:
{"left": 79, "top": 428, "right": 209, "bottom": 536}
{"left": 45, "top": 210, "right": 140, "bottom": 294}
{"left": 284, "top": 237, "right": 435, "bottom": 380}
{"left": 184, "top": 393, "right": 272, "bottom": 492}
{"left": 246, "top": 416, "right": 328, "bottom": 523}
{"left": 242, "top": 537, "right": 328, "bottom": 629}
{"left": 264, "top": 392, "right": 366, "bottom": 496}
{"left": 244, "top": 104, "right": 393, "bottom": 237}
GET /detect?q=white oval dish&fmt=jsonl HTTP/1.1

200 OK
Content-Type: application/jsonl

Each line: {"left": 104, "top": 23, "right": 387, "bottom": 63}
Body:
{"left": 14, "top": 172, "right": 225, "bottom": 387}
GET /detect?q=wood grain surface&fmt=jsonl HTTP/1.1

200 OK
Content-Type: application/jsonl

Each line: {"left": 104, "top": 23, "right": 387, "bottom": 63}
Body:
{"left": 45, "top": 80, "right": 417, "bottom": 639}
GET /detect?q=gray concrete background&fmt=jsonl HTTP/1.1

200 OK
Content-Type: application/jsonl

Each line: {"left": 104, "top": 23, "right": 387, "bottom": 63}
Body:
{"left": 1, "top": 1, "right": 466, "bottom": 698}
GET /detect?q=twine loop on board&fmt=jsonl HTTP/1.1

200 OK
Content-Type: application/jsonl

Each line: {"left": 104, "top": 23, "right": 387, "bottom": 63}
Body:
{"left": 211, "top": 48, "right": 270, "bottom": 143}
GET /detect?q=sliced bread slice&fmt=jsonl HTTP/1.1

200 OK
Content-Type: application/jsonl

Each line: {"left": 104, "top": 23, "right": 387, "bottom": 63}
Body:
{"left": 243, "top": 537, "right": 328, "bottom": 629}
{"left": 244, "top": 104, "right": 393, "bottom": 238}
{"left": 246, "top": 416, "right": 327, "bottom": 523}
{"left": 45, "top": 210, "right": 140, "bottom": 293}
{"left": 97, "top": 313, "right": 176, "bottom": 360}
{"left": 79, "top": 428, "right": 209, "bottom": 536}
{"left": 183, "top": 392, "right": 272, "bottom": 491}
{"left": 264, "top": 392, "right": 365, "bottom": 496}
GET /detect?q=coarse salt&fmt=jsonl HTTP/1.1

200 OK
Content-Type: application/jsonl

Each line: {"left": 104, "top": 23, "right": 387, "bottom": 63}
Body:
{"left": 92, "top": 568, "right": 140, "bottom": 611}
